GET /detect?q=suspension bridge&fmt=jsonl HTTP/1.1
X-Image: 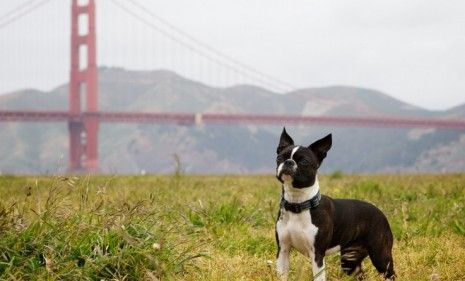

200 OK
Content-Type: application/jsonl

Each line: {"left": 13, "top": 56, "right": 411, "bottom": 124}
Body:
{"left": 1, "top": 0, "right": 465, "bottom": 173}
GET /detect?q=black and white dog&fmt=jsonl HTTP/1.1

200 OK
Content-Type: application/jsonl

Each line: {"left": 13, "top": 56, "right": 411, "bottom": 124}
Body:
{"left": 275, "top": 128, "right": 395, "bottom": 281}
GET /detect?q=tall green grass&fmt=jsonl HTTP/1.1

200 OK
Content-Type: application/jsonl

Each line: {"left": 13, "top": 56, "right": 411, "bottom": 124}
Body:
{"left": 0, "top": 174, "right": 464, "bottom": 280}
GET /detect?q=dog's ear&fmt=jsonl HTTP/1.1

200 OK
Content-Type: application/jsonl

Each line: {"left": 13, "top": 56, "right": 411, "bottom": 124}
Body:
{"left": 277, "top": 127, "right": 294, "bottom": 154}
{"left": 308, "top": 133, "right": 332, "bottom": 164}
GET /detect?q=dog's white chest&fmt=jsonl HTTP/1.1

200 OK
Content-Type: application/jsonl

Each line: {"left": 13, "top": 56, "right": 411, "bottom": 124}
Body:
{"left": 277, "top": 209, "right": 318, "bottom": 256}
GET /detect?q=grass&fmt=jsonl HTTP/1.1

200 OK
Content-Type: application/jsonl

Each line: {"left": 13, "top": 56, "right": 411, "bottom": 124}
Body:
{"left": 0, "top": 174, "right": 464, "bottom": 280}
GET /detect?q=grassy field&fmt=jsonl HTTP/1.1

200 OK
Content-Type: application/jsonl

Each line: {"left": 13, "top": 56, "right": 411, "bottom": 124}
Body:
{"left": 0, "top": 174, "right": 464, "bottom": 280}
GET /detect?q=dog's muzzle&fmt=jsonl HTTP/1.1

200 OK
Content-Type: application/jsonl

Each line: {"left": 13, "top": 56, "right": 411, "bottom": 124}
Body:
{"left": 277, "top": 159, "right": 297, "bottom": 180}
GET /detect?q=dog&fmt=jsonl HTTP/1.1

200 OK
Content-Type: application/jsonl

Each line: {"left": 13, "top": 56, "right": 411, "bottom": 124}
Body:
{"left": 275, "top": 128, "right": 395, "bottom": 281}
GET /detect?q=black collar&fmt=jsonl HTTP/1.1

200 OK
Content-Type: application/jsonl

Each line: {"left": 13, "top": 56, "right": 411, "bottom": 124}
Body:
{"left": 281, "top": 190, "right": 321, "bottom": 213}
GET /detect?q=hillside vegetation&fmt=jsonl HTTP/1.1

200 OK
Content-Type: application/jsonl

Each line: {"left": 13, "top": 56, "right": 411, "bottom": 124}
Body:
{"left": 1, "top": 174, "right": 464, "bottom": 280}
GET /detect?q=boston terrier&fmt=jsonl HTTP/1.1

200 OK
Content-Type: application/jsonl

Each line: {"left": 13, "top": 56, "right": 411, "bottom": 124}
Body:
{"left": 275, "top": 128, "right": 395, "bottom": 281}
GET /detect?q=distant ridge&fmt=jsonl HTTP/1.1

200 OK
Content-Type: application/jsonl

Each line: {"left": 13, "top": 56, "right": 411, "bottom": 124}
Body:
{"left": 1, "top": 67, "right": 464, "bottom": 174}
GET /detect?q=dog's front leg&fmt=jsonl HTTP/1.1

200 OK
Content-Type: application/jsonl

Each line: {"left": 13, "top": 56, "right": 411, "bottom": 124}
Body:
{"left": 311, "top": 252, "right": 326, "bottom": 281}
{"left": 276, "top": 245, "right": 290, "bottom": 281}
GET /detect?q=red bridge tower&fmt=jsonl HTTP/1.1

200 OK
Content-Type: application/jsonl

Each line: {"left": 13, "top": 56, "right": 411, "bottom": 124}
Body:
{"left": 69, "top": 0, "right": 99, "bottom": 173}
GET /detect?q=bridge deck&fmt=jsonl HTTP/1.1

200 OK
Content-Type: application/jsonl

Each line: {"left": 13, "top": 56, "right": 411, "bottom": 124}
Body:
{"left": 1, "top": 110, "right": 465, "bottom": 130}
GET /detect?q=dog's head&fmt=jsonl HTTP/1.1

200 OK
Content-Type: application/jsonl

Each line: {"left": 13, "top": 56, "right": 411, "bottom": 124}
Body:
{"left": 276, "top": 128, "right": 332, "bottom": 188}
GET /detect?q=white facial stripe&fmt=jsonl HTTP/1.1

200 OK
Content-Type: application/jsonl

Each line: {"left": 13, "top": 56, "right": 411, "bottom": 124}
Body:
{"left": 290, "top": 146, "right": 300, "bottom": 160}
{"left": 277, "top": 163, "right": 284, "bottom": 176}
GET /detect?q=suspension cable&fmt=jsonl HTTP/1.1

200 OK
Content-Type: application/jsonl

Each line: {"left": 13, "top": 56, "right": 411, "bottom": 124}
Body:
{"left": 0, "top": 0, "right": 55, "bottom": 30}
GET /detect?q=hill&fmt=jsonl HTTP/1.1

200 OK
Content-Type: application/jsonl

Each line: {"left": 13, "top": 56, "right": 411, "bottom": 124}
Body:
{"left": 0, "top": 67, "right": 464, "bottom": 174}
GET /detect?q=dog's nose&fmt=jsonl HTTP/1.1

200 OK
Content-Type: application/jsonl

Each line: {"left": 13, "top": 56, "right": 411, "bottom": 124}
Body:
{"left": 284, "top": 159, "right": 295, "bottom": 166}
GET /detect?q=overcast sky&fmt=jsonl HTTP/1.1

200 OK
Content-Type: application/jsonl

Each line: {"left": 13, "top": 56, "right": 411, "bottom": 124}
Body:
{"left": 1, "top": 0, "right": 464, "bottom": 110}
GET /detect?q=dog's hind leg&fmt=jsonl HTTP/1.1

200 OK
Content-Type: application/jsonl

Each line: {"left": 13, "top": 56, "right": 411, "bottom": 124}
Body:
{"left": 368, "top": 219, "right": 396, "bottom": 280}
{"left": 368, "top": 244, "right": 395, "bottom": 280}
{"left": 340, "top": 246, "right": 368, "bottom": 279}
{"left": 369, "top": 252, "right": 395, "bottom": 280}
